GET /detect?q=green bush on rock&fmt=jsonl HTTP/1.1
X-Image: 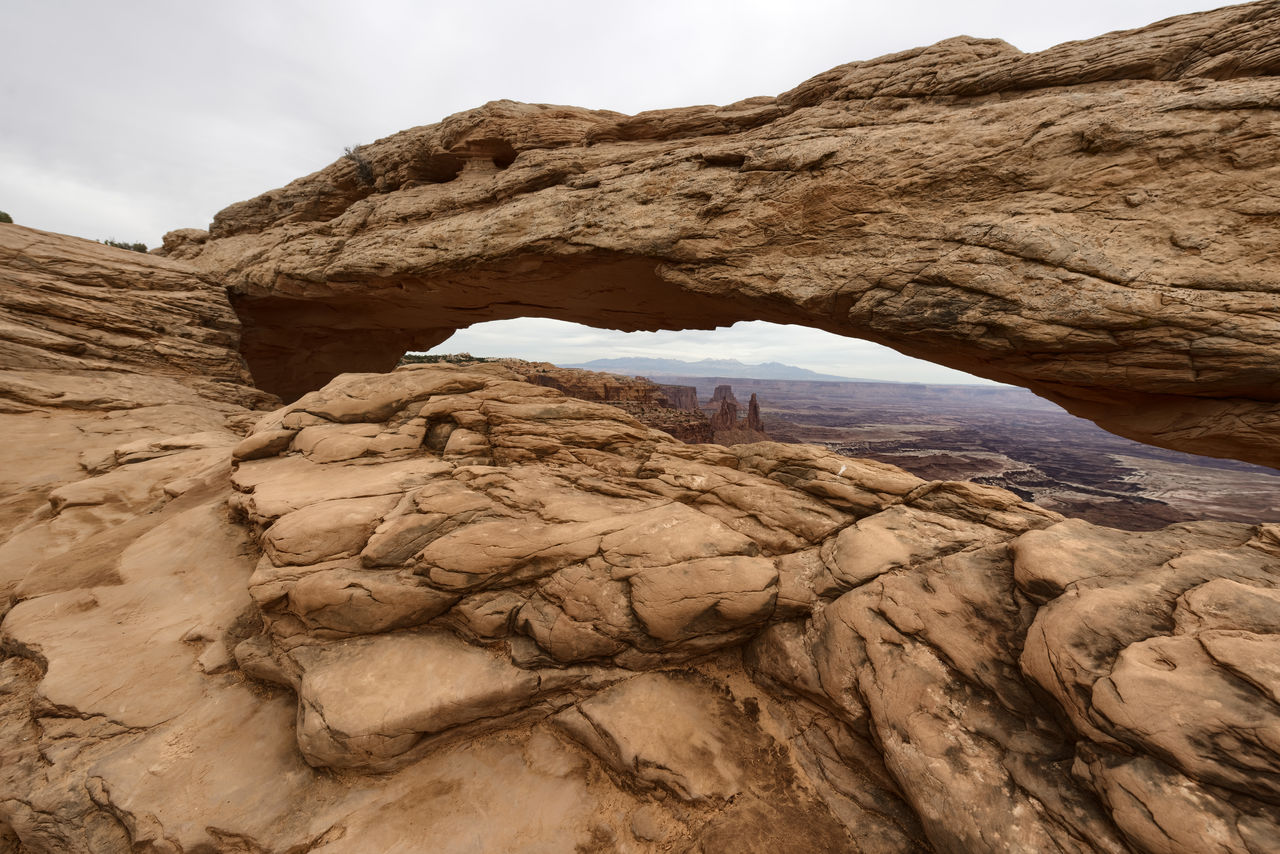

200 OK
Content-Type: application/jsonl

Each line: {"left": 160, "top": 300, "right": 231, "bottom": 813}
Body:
{"left": 102, "top": 239, "right": 147, "bottom": 253}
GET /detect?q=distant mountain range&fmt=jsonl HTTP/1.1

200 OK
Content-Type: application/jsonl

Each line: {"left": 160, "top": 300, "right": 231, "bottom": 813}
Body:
{"left": 565, "top": 357, "right": 866, "bottom": 382}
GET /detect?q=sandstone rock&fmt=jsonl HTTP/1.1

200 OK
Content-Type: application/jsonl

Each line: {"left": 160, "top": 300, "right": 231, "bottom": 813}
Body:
{"left": 746, "top": 392, "right": 764, "bottom": 432}
{"left": 628, "top": 555, "right": 778, "bottom": 643}
{"left": 709, "top": 394, "right": 739, "bottom": 432}
{"left": 5, "top": 5, "right": 1280, "bottom": 852}
{"left": 657, "top": 383, "right": 700, "bottom": 412}
{"left": 481, "top": 357, "right": 718, "bottom": 443}
{"left": 2, "top": 348, "right": 1278, "bottom": 850}
{"left": 554, "top": 671, "right": 747, "bottom": 801}
{"left": 0, "top": 225, "right": 269, "bottom": 411}
{"left": 210, "top": 362, "right": 1083, "bottom": 800}
{"left": 708, "top": 385, "right": 740, "bottom": 411}
{"left": 290, "top": 630, "right": 543, "bottom": 769}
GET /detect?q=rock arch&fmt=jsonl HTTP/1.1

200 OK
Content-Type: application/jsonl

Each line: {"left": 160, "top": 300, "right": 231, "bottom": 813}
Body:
{"left": 6, "top": 5, "right": 1280, "bottom": 851}
{"left": 170, "top": 1, "right": 1280, "bottom": 469}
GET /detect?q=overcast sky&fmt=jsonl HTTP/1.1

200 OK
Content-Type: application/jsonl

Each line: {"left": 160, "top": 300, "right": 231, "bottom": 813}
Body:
{"left": 1, "top": 0, "right": 1233, "bottom": 383}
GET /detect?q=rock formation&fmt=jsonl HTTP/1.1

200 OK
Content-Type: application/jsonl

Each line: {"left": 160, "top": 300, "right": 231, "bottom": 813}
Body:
{"left": 707, "top": 386, "right": 771, "bottom": 444}
{"left": 496, "top": 358, "right": 714, "bottom": 443}
{"left": 3, "top": 3, "right": 1280, "bottom": 852}
{"left": 163, "top": 1, "right": 1280, "bottom": 468}
{"left": 656, "top": 383, "right": 700, "bottom": 413}
{"left": 746, "top": 393, "right": 764, "bottom": 432}
{"left": 3, "top": 312, "right": 1278, "bottom": 849}
{"left": 709, "top": 395, "right": 739, "bottom": 433}
{"left": 708, "top": 385, "right": 740, "bottom": 412}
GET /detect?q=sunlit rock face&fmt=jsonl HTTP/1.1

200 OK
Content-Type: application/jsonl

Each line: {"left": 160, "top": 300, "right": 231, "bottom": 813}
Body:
{"left": 174, "top": 2, "right": 1280, "bottom": 468}
{"left": 4, "top": 3, "right": 1280, "bottom": 851}
{"left": 225, "top": 364, "right": 962, "bottom": 770}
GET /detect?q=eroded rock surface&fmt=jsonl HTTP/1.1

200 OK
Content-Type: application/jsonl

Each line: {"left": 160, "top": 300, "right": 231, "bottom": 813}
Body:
{"left": 498, "top": 358, "right": 715, "bottom": 443}
{"left": 173, "top": 3, "right": 1280, "bottom": 468}
{"left": 2, "top": 346, "right": 1280, "bottom": 851}
{"left": 223, "top": 363, "right": 932, "bottom": 770}
{"left": 4, "top": 4, "right": 1280, "bottom": 852}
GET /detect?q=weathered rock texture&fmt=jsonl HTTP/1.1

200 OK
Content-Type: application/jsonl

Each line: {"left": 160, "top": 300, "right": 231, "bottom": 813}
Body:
{"left": 0, "top": 227, "right": 270, "bottom": 414}
{"left": 3, "top": 4, "right": 1280, "bottom": 852}
{"left": 6, "top": 338, "right": 1279, "bottom": 851}
{"left": 171, "top": 1, "right": 1280, "bottom": 468}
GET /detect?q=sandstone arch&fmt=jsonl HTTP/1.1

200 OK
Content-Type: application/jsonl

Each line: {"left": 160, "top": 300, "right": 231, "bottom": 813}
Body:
{"left": 170, "top": 1, "right": 1280, "bottom": 469}
{"left": 5, "top": 5, "right": 1280, "bottom": 852}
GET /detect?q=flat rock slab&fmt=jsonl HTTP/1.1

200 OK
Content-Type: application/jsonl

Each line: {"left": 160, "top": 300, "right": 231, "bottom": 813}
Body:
{"left": 554, "top": 671, "right": 747, "bottom": 802}
{"left": 292, "top": 631, "right": 541, "bottom": 768}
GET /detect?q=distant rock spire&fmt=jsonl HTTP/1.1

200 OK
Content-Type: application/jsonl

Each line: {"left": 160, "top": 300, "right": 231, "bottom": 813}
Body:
{"left": 746, "top": 393, "right": 764, "bottom": 432}
{"left": 709, "top": 385, "right": 740, "bottom": 408}
{"left": 710, "top": 396, "right": 739, "bottom": 432}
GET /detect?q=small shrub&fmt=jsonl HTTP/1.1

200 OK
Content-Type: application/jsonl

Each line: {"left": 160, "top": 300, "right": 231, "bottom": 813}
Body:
{"left": 398, "top": 352, "right": 492, "bottom": 366}
{"left": 343, "top": 145, "right": 375, "bottom": 186}
{"left": 102, "top": 239, "right": 148, "bottom": 253}
{"left": 0, "top": 211, "right": 12, "bottom": 224}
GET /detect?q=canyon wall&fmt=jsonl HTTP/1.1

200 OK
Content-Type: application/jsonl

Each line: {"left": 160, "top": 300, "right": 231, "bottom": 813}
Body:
{"left": 498, "top": 359, "right": 714, "bottom": 442}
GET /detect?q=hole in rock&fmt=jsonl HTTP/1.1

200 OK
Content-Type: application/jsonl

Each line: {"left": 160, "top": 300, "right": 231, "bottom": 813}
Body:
{"left": 411, "top": 152, "right": 466, "bottom": 183}
{"left": 408, "top": 139, "right": 517, "bottom": 184}
{"left": 470, "top": 138, "right": 518, "bottom": 170}
{"left": 226, "top": 233, "right": 1280, "bottom": 536}
{"left": 401, "top": 318, "right": 1280, "bottom": 533}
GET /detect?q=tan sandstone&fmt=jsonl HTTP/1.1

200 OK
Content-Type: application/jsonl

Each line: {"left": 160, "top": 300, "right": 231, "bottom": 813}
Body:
{"left": 3, "top": 4, "right": 1280, "bottom": 853}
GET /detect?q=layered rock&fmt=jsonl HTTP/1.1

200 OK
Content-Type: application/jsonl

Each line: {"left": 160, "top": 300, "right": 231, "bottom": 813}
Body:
{"left": 656, "top": 383, "right": 700, "bottom": 412}
{"left": 0, "top": 225, "right": 270, "bottom": 414}
{"left": 0, "top": 226, "right": 273, "bottom": 595}
{"left": 708, "top": 385, "right": 740, "bottom": 412}
{"left": 2, "top": 341, "right": 1280, "bottom": 850}
{"left": 3, "top": 4, "right": 1280, "bottom": 851}
{"left": 223, "top": 364, "right": 929, "bottom": 772}
{"left": 708, "top": 386, "right": 771, "bottom": 444}
{"left": 169, "top": 1, "right": 1280, "bottom": 468}
{"left": 709, "top": 395, "right": 739, "bottom": 432}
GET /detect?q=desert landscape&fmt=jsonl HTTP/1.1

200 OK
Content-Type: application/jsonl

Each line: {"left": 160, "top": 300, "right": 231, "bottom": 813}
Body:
{"left": 650, "top": 373, "right": 1280, "bottom": 529}
{"left": 411, "top": 357, "right": 1280, "bottom": 530}
{"left": 3, "top": 2, "right": 1280, "bottom": 852}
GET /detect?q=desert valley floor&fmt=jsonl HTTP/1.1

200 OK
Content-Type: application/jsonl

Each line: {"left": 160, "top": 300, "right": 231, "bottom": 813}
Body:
{"left": 653, "top": 374, "right": 1280, "bottom": 530}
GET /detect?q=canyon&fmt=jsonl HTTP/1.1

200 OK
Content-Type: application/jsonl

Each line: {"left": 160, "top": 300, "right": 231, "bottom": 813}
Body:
{"left": 652, "top": 374, "right": 1280, "bottom": 531}
{"left": 2, "top": 2, "right": 1280, "bottom": 852}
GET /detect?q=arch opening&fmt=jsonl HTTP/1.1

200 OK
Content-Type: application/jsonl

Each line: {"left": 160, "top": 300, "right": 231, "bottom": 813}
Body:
{"left": 228, "top": 247, "right": 1280, "bottom": 476}
{"left": 392, "top": 318, "right": 1280, "bottom": 532}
